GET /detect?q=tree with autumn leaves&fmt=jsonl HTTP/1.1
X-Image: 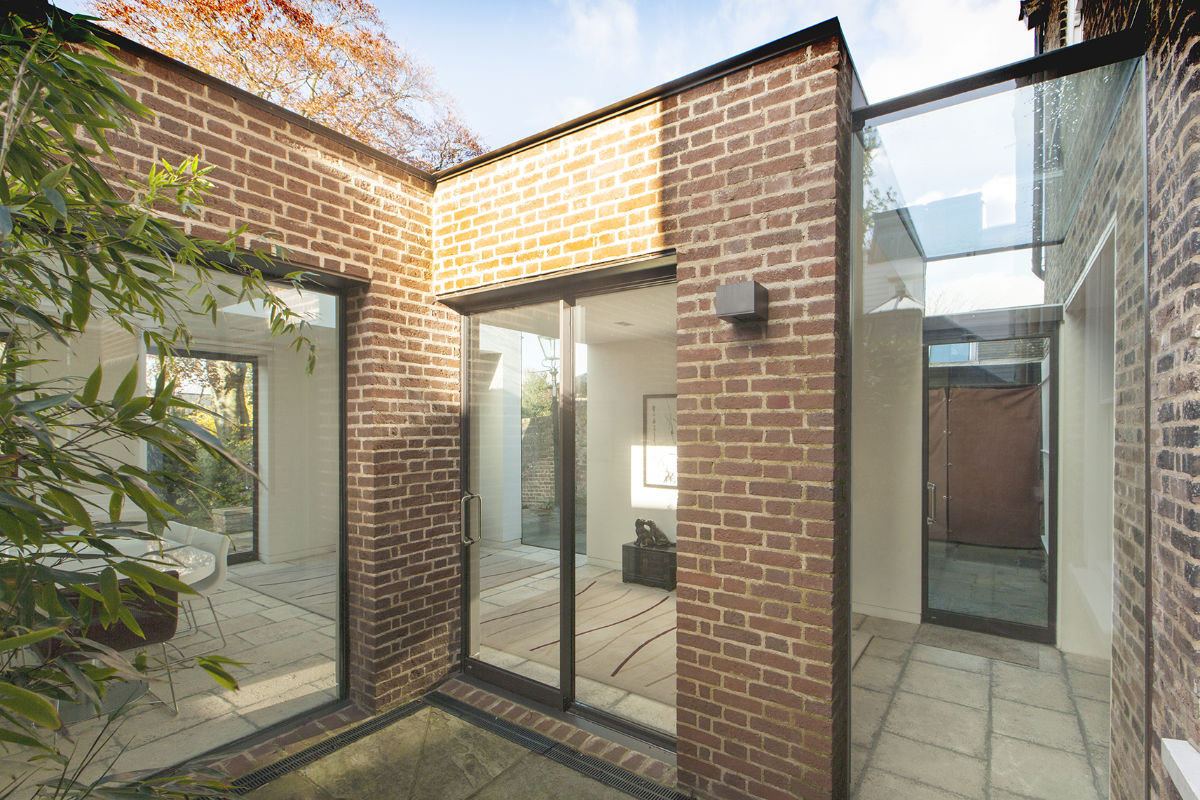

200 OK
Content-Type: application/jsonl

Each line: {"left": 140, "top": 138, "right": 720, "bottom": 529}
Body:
{"left": 89, "top": 0, "right": 485, "bottom": 171}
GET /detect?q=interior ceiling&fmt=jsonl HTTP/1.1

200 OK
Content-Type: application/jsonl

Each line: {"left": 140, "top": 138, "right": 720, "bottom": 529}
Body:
{"left": 478, "top": 283, "right": 677, "bottom": 345}
{"left": 578, "top": 284, "right": 676, "bottom": 344}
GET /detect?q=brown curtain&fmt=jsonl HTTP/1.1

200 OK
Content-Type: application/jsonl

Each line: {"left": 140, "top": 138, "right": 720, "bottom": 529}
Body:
{"left": 943, "top": 385, "right": 1042, "bottom": 549}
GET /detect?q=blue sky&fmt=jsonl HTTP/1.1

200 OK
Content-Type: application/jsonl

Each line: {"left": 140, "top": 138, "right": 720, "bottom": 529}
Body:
{"left": 370, "top": 0, "right": 1035, "bottom": 149}
{"left": 62, "top": 0, "right": 1035, "bottom": 151}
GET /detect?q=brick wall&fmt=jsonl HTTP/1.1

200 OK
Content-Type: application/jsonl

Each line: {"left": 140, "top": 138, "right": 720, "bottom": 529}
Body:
{"left": 1140, "top": 5, "right": 1200, "bottom": 799}
{"left": 1074, "top": 3, "right": 1200, "bottom": 799}
{"left": 102, "top": 40, "right": 463, "bottom": 712}
{"left": 434, "top": 33, "right": 852, "bottom": 800}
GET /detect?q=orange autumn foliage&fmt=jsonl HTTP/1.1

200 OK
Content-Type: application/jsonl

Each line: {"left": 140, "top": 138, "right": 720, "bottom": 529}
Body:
{"left": 89, "top": 0, "right": 485, "bottom": 170}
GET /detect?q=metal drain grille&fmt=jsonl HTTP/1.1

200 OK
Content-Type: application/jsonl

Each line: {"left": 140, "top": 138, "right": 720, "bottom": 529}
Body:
{"left": 545, "top": 746, "right": 691, "bottom": 800}
{"left": 228, "top": 698, "right": 424, "bottom": 794}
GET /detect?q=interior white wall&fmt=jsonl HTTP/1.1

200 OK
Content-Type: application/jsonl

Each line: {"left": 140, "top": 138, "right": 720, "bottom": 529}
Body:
{"left": 29, "top": 319, "right": 146, "bottom": 519}
{"left": 471, "top": 325, "right": 523, "bottom": 543}
{"left": 850, "top": 308, "right": 924, "bottom": 623}
{"left": 584, "top": 337, "right": 676, "bottom": 570}
{"left": 26, "top": 281, "right": 342, "bottom": 561}
{"left": 1057, "top": 239, "right": 1116, "bottom": 658}
{"left": 258, "top": 323, "right": 340, "bottom": 562}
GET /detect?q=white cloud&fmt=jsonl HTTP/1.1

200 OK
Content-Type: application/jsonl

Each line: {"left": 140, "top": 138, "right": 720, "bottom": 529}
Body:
{"left": 558, "top": 0, "right": 641, "bottom": 71}
{"left": 857, "top": 0, "right": 1034, "bottom": 103}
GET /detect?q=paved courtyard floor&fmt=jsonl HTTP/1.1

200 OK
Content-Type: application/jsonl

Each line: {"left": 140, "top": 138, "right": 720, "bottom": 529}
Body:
{"left": 851, "top": 615, "right": 1111, "bottom": 800}
{"left": 58, "top": 554, "right": 337, "bottom": 784}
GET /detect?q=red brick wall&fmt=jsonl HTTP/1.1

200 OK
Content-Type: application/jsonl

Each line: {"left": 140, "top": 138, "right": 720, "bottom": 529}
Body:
{"left": 435, "top": 35, "right": 852, "bottom": 800}
{"left": 102, "top": 41, "right": 463, "bottom": 712}
{"left": 1074, "top": 3, "right": 1200, "bottom": 798}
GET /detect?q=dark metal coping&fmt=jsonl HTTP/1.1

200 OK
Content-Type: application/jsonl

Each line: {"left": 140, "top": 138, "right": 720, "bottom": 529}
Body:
{"left": 434, "top": 17, "right": 847, "bottom": 181}
{"left": 84, "top": 24, "right": 436, "bottom": 188}
{"left": 228, "top": 692, "right": 690, "bottom": 800}
{"left": 437, "top": 251, "right": 677, "bottom": 315}
{"left": 92, "top": 16, "right": 848, "bottom": 187}
{"left": 851, "top": 26, "right": 1144, "bottom": 131}
{"left": 203, "top": 249, "right": 369, "bottom": 291}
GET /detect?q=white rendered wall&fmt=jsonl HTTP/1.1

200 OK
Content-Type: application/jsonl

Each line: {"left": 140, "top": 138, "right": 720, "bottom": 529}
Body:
{"left": 850, "top": 308, "right": 924, "bottom": 623}
{"left": 584, "top": 337, "right": 676, "bottom": 570}
{"left": 258, "top": 322, "right": 340, "bottom": 562}
{"left": 471, "top": 325, "right": 523, "bottom": 543}
{"left": 1056, "top": 243, "right": 1116, "bottom": 659}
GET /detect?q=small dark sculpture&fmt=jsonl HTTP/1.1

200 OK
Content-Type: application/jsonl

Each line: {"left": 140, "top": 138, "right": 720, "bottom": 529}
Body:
{"left": 634, "top": 518, "right": 672, "bottom": 549}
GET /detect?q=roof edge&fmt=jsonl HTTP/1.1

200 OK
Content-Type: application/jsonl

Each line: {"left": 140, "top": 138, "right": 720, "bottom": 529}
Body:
{"left": 433, "top": 17, "right": 846, "bottom": 181}
{"left": 85, "top": 22, "right": 437, "bottom": 188}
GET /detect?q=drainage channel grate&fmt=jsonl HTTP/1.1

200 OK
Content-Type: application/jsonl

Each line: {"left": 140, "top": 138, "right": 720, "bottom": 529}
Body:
{"left": 425, "top": 692, "right": 690, "bottom": 800}
{"left": 545, "top": 746, "right": 691, "bottom": 800}
{"left": 228, "top": 698, "right": 425, "bottom": 794}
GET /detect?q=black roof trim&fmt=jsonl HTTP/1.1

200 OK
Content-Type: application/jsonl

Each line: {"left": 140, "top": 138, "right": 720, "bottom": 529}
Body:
{"left": 433, "top": 18, "right": 845, "bottom": 181}
{"left": 86, "top": 23, "right": 436, "bottom": 188}
{"left": 437, "top": 251, "right": 676, "bottom": 314}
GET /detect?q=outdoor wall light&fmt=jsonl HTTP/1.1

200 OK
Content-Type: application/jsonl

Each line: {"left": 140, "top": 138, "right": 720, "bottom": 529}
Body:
{"left": 715, "top": 280, "right": 768, "bottom": 322}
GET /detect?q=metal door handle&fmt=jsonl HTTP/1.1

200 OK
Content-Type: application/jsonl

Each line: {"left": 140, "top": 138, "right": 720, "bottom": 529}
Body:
{"left": 461, "top": 493, "right": 482, "bottom": 545}
{"left": 926, "top": 482, "right": 936, "bottom": 524}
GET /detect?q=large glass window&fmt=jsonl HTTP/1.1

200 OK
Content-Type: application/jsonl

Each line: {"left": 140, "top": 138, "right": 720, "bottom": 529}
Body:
{"left": 849, "top": 58, "right": 1146, "bottom": 798}
{"left": 29, "top": 270, "right": 342, "bottom": 774}
{"left": 462, "top": 276, "right": 678, "bottom": 738}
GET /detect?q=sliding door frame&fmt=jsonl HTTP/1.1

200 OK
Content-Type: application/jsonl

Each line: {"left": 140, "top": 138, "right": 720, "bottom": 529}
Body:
{"left": 921, "top": 306, "right": 1062, "bottom": 644}
{"left": 447, "top": 254, "right": 676, "bottom": 747}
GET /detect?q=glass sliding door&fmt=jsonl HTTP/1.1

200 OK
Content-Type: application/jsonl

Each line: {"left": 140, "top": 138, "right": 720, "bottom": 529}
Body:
{"left": 459, "top": 267, "right": 678, "bottom": 737}
{"left": 465, "top": 302, "right": 563, "bottom": 691}
{"left": 573, "top": 286, "right": 678, "bottom": 735}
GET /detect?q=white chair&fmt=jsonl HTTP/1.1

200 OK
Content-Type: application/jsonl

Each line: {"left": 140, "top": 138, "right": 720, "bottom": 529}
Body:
{"left": 179, "top": 527, "right": 230, "bottom": 652}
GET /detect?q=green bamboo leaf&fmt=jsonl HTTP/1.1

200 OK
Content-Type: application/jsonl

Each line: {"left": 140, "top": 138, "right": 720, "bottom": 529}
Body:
{"left": 38, "top": 164, "right": 72, "bottom": 190}
{"left": 70, "top": 280, "right": 91, "bottom": 329}
{"left": 99, "top": 567, "right": 120, "bottom": 616}
{"left": 16, "top": 392, "right": 74, "bottom": 414}
{"left": 0, "top": 205, "right": 11, "bottom": 237}
{"left": 42, "top": 186, "right": 67, "bottom": 217}
{"left": 43, "top": 488, "right": 90, "bottom": 529}
{"left": 0, "top": 726, "right": 52, "bottom": 751}
{"left": 112, "top": 363, "right": 138, "bottom": 407}
{"left": 81, "top": 364, "right": 102, "bottom": 405}
{"left": 0, "top": 628, "right": 62, "bottom": 653}
{"left": 0, "top": 683, "right": 60, "bottom": 729}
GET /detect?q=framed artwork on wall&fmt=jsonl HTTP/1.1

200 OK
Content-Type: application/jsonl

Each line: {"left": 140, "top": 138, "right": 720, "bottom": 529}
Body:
{"left": 643, "top": 394, "right": 678, "bottom": 489}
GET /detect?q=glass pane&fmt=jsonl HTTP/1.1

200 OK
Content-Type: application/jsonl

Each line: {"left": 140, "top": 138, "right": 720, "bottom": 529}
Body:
{"left": 146, "top": 353, "right": 258, "bottom": 560}
{"left": 574, "top": 285, "right": 677, "bottom": 735}
{"left": 467, "top": 302, "right": 562, "bottom": 688}
{"left": 851, "top": 57, "right": 1146, "bottom": 799}
{"left": 926, "top": 336, "right": 1050, "bottom": 628}
{"left": 24, "top": 272, "right": 341, "bottom": 771}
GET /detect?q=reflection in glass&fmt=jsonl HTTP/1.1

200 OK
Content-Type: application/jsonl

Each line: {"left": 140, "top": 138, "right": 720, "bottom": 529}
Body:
{"left": 574, "top": 285, "right": 677, "bottom": 735}
{"left": 850, "top": 57, "right": 1146, "bottom": 798}
{"left": 467, "top": 303, "right": 563, "bottom": 689}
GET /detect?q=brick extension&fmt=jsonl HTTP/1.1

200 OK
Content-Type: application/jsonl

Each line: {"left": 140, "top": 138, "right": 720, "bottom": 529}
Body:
{"left": 78, "top": 7, "right": 1200, "bottom": 798}
{"left": 104, "top": 43, "right": 463, "bottom": 713}
{"left": 435, "top": 33, "right": 853, "bottom": 800}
